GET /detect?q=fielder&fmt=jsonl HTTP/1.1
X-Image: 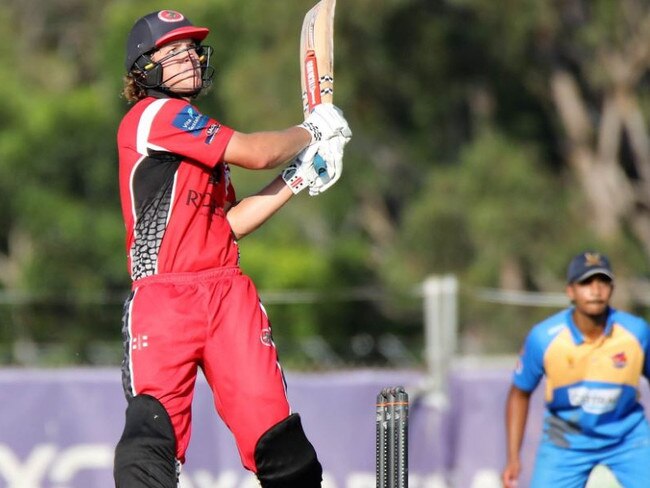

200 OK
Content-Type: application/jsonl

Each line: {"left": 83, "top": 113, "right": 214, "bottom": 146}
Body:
{"left": 502, "top": 252, "right": 650, "bottom": 488}
{"left": 113, "top": 10, "right": 351, "bottom": 487}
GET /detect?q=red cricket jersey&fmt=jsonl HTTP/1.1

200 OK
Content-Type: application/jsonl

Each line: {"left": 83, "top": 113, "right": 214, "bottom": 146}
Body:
{"left": 117, "top": 94, "right": 293, "bottom": 471}
{"left": 117, "top": 93, "right": 237, "bottom": 280}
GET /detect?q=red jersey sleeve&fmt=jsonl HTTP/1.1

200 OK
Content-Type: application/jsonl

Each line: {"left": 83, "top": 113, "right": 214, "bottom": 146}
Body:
{"left": 146, "top": 98, "right": 234, "bottom": 169}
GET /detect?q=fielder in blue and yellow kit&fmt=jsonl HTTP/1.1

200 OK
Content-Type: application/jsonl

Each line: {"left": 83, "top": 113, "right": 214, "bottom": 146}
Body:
{"left": 502, "top": 252, "right": 650, "bottom": 488}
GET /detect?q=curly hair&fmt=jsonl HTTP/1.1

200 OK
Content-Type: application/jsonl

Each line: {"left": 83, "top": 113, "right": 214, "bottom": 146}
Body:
{"left": 121, "top": 73, "right": 148, "bottom": 104}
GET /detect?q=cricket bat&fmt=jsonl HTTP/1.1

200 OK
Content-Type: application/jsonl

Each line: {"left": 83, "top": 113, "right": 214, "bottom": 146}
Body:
{"left": 300, "top": 0, "right": 337, "bottom": 175}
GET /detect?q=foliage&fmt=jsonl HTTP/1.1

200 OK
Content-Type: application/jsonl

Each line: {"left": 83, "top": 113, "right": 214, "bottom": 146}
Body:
{"left": 2, "top": 0, "right": 650, "bottom": 365}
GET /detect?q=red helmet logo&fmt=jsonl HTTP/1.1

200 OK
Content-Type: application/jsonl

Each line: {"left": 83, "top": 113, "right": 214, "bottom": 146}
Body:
{"left": 158, "top": 10, "right": 185, "bottom": 23}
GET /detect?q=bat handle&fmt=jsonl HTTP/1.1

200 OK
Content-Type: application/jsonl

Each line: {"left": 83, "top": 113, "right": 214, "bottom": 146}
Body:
{"left": 314, "top": 153, "right": 328, "bottom": 176}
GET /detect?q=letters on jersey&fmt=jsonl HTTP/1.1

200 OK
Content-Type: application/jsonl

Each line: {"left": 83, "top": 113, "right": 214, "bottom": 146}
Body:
{"left": 117, "top": 96, "right": 238, "bottom": 280}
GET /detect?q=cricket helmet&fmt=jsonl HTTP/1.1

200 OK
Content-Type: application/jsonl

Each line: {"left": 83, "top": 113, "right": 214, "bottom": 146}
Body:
{"left": 125, "top": 10, "right": 210, "bottom": 72}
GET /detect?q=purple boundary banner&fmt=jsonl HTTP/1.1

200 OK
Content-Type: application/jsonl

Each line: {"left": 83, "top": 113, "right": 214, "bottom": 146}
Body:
{"left": 0, "top": 367, "right": 648, "bottom": 487}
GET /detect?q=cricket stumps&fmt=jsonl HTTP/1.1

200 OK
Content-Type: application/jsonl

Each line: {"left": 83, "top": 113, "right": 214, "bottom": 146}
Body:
{"left": 376, "top": 386, "right": 409, "bottom": 488}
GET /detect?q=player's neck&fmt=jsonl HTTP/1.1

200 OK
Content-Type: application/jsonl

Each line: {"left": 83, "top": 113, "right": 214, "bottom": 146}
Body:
{"left": 572, "top": 309, "right": 608, "bottom": 342}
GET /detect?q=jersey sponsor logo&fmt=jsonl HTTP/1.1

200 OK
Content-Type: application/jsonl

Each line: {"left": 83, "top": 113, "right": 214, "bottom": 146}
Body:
{"left": 611, "top": 351, "right": 627, "bottom": 368}
{"left": 172, "top": 106, "right": 209, "bottom": 136}
{"left": 204, "top": 123, "right": 221, "bottom": 144}
{"left": 186, "top": 189, "right": 219, "bottom": 214}
{"left": 567, "top": 386, "right": 621, "bottom": 414}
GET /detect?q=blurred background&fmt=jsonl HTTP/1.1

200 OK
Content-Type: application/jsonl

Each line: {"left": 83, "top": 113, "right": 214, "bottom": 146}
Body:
{"left": 3, "top": 0, "right": 650, "bottom": 369}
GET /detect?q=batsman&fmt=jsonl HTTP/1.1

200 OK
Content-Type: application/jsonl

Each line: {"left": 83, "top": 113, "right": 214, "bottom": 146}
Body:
{"left": 113, "top": 9, "right": 351, "bottom": 488}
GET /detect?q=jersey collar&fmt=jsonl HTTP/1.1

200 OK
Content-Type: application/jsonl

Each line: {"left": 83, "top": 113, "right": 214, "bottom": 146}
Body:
{"left": 146, "top": 88, "right": 185, "bottom": 100}
{"left": 566, "top": 306, "right": 615, "bottom": 344}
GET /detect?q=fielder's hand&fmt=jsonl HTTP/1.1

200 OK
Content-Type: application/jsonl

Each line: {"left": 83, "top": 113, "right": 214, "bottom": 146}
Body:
{"left": 281, "top": 144, "right": 320, "bottom": 194}
{"left": 308, "top": 134, "right": 349, "bottom": 196}
{"left": 299, "top": 103, "right": 352, "bottom": 144}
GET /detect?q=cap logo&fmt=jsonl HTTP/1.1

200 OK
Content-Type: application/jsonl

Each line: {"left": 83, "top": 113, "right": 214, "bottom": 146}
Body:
{"left": 158, "top": 10, "right": 185, "bottom": 23}
{"left": 584, "top": 252, "right": 603, "bottom": 267}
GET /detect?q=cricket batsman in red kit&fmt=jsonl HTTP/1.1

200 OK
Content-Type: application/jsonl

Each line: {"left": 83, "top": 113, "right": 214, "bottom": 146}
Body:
{"left": 113, "top": 10, "right": 351, "bottom": 488}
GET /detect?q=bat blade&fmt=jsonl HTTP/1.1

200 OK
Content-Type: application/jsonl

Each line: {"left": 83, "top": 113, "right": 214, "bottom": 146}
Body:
{"left": 300, "top": 0, "right": 336, "bottom": 119}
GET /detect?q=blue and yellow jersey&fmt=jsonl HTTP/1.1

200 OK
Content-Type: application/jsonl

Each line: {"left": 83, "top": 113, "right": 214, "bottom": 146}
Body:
{"left": 513, "top": 307, "right": 650, "bottom": 449}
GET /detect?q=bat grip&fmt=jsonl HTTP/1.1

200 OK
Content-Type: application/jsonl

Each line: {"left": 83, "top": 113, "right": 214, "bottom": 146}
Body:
{"left": 314, "top": 153, "right": 327, "bottom": 176}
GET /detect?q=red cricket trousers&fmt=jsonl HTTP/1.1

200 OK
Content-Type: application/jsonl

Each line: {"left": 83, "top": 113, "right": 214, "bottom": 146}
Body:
{"left": 120, "top": 266, "right": 291, "bottom": 471}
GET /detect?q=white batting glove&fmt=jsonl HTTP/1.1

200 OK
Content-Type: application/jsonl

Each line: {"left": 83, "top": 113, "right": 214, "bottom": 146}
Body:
{"left": 308, "top": 134, "right": 349, "bottom": 196}
{"left": 299, "top": 103, "right": 352, "bottom": 144}
{"left": 281, "top": 144, "right": 320, "bottom": 194}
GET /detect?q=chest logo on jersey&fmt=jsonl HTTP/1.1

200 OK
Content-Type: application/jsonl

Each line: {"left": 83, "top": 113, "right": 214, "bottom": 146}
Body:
{"left": 611, "top": 351, "right": 627, "bottom": 369}
{"left": 172, "top": 106, "right": 209, "bottom": 136}
{"left": 186, "top": 190, "right": 219, "bottom": 214}
{"left": 185, "top": 166, "right": 231, "bottom": 215}
{"left": 567, "top": 386, "right": 621, "bottom": 414}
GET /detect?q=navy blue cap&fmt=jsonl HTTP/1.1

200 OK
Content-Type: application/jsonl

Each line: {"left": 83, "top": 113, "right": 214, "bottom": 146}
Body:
{"left": 125, "top": 10, "right": 209, "bottom": 71}
{"left": 566, "top": 251, "right": 614, "bottom": 284}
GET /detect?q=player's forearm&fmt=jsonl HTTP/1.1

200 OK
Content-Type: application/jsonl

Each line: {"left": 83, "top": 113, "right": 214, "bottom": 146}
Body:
{"left": 505, "top": 386, "right": 530, "bottom": 462}
{"left": 224, "top": 127, "right": 310, "bottom": 170}
{"left": 226, "top": 177, "right": 294, "bottom": 239}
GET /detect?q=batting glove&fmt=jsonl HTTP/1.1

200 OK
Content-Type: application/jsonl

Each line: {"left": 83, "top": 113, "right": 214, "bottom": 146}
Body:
{"left": 299, "top": 103, "right": 352, "bottom": 144}
{"left": 308, "top": 134, "right": 349, "bottom": 196}
{"left": 281, "top": 144, "right": 320, "bottom": 194}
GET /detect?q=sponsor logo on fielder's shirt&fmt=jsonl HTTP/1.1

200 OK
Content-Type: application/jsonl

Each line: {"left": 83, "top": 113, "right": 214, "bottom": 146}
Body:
{"left": 567, "top": 386, "right": 622, "bottom": 414}
{"left": 172, "top": 106, "right": 209, "bottom": 136}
